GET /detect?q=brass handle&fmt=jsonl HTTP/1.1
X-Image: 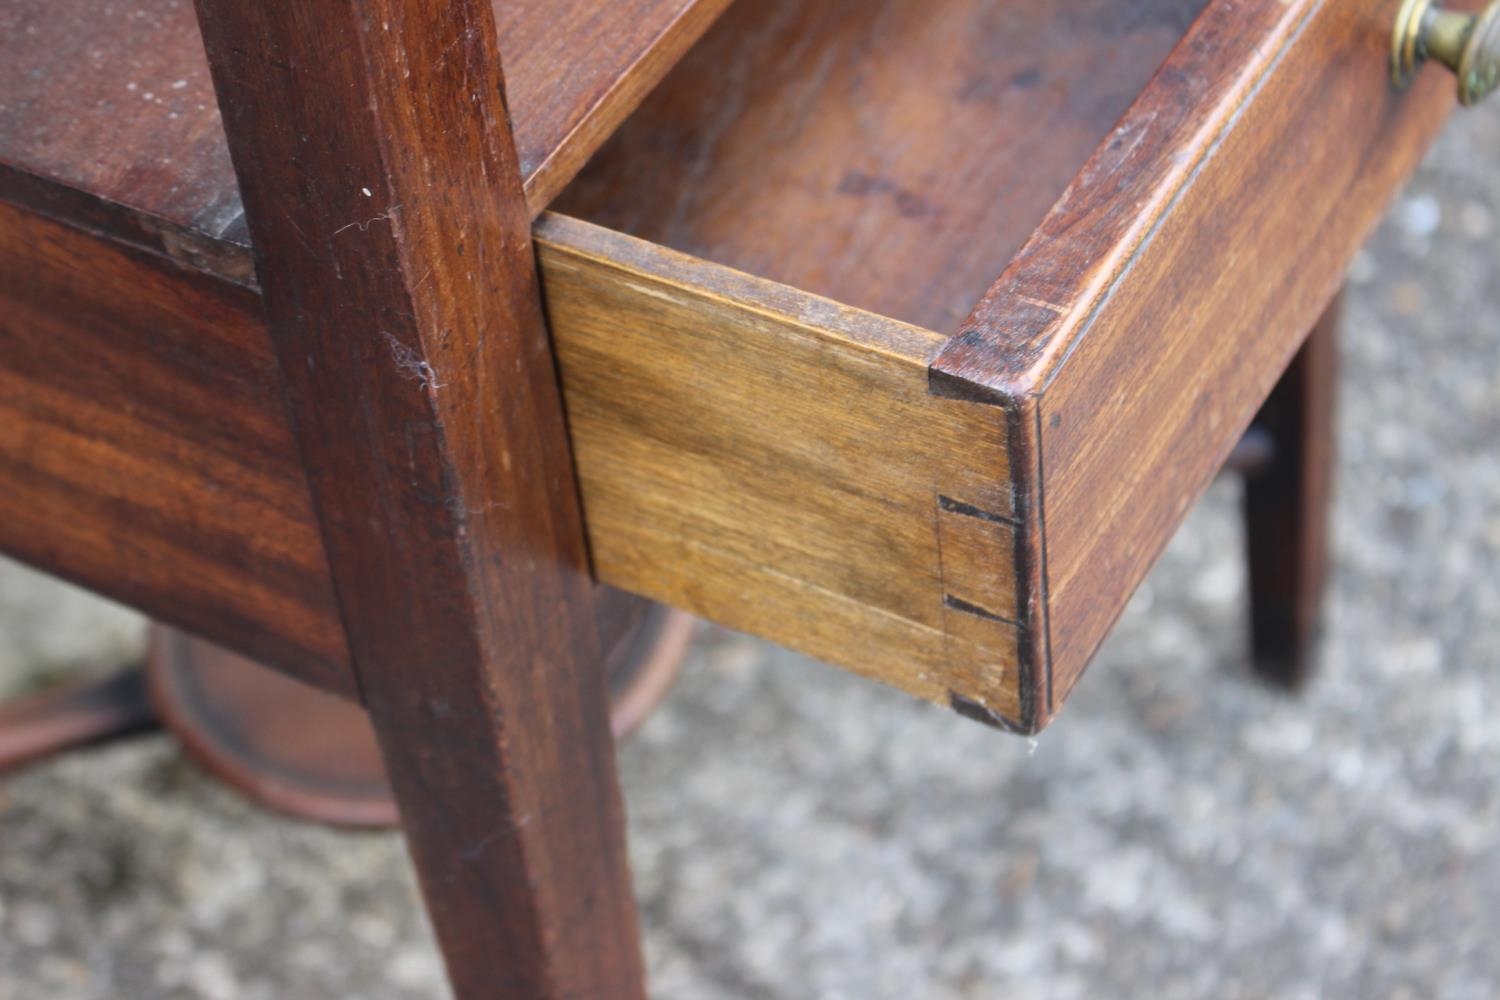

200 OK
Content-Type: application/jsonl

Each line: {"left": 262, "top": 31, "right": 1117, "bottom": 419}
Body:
{"left": 1393, "top": 0, "right": 1500, "bottom": 106}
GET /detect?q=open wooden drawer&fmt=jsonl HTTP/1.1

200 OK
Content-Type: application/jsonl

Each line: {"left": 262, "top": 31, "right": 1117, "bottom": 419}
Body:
{"left": 537, "top": 0, "right": 1458, "bottom": 731}
{"left": 0, "top": 0, "right": 1460, "bottom": 732}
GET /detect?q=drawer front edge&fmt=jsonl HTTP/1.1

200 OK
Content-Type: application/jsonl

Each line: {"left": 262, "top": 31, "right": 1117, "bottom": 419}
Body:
{"left": 933, "top": 0, "right": 1456, "bottom": 729}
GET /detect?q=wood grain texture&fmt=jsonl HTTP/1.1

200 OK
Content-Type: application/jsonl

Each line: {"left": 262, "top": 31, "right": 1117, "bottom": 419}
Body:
{"left": 0, "top": 193, "right": 1030, "bottom": 727}
{"left": 537, "top": 215, "right": 1028, "bottom": 724}
{"left": 0, "top": 0, "right": 729, "bottom": 281}
{"left": 556, "top": 0, "right": 1209, "bottom": 331}
{"left": 1, "top": 0, "right": 1454, "bottom": 739}
{"left": 934, "top": 0, "right": 1457, "bottom": 728}
{"left": 0, "top": 199, "right": 353, "bottom": 696}
{"left": 0, "top": 203, "right": 656, "bottom": 706}
{"left": 194, "top": 1, "right": 645, "bottom": 994}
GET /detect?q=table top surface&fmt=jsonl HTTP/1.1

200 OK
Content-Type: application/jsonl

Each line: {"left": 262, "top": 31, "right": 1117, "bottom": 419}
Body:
{"left": 0, "top": 0, "right": 727, "bottom": 281}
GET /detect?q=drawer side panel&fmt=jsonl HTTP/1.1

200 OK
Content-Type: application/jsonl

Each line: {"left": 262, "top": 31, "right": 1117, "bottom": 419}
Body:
{"left": 540, "top": 215, "right": 1026, "bottom": 721}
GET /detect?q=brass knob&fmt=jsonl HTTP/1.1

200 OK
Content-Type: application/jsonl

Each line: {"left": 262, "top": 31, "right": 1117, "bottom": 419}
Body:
{"left": 1393, "top": 0, "right": 1500, "bottom": 106}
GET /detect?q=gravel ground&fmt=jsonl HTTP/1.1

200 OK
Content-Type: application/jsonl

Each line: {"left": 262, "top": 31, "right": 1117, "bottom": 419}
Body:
{"left": 2, "top": 97, "right": 1499, "bottom": 1000}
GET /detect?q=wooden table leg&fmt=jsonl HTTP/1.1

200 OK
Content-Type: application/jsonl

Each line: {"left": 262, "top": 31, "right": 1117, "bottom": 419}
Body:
{"left": 193, "top": 2, "right": 645, "bottom": 996}
{"left": 1243, "top": 293, "right": 1341, "bottom": 688}
{"left": 0, "top": 666, "right": 157, "bottom": 776}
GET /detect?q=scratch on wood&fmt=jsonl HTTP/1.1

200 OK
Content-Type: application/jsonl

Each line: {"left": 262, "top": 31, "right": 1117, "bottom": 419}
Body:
{"left": 334, "top": 204, "right": 402, "bottom": 236}
{"left": 621, "top": 280, "right": 685, "bottom": 305}
{"left": 460, "top": 822, "right": 526, "bottom": 861}
{"left": 1013, "top": 293, "right": 1067, "bottom": 314}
